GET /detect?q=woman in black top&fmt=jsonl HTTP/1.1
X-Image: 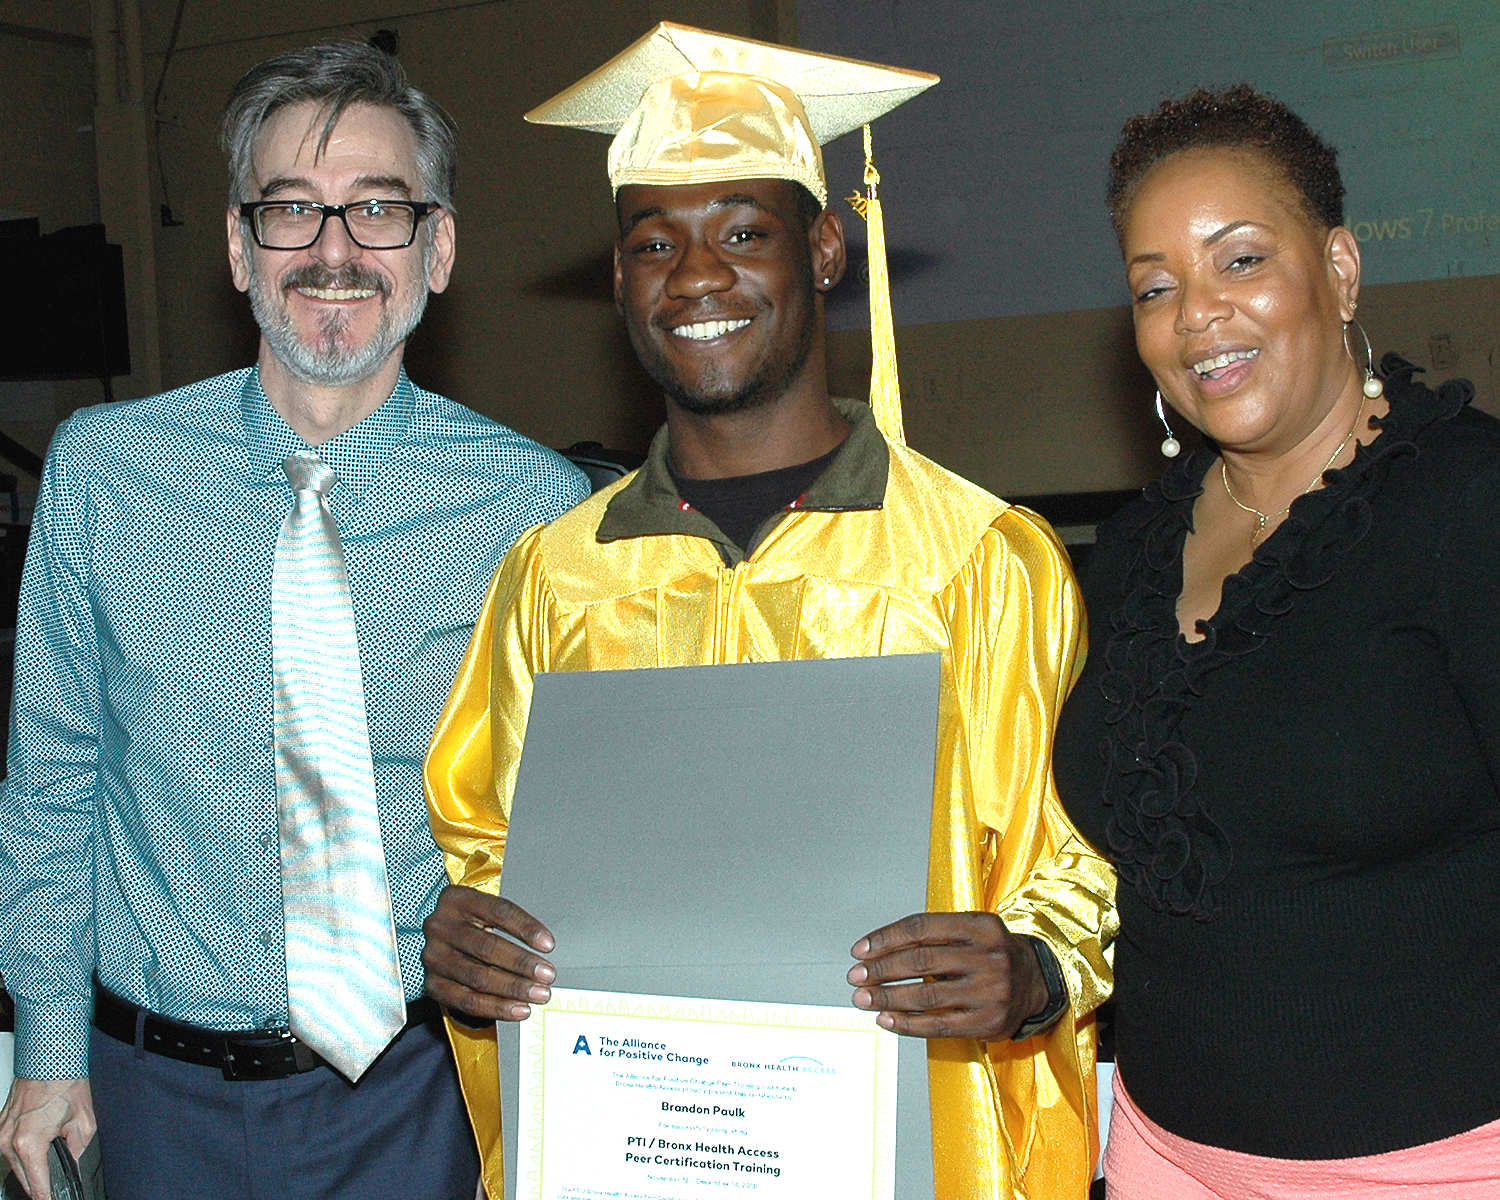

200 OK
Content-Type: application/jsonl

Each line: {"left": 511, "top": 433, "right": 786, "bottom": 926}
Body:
{"left": 1053, "top": 86, "right": 1500, "bottom": 1197}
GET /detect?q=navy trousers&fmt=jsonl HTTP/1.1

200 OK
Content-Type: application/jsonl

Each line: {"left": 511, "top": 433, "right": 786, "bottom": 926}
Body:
{"left": 89, "top": 1016, "right": 480, "bottom": 1200}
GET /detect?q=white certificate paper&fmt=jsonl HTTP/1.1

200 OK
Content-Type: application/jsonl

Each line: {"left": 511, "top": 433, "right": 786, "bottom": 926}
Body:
{"left": 516, "top": 987, "right": 898, "bottom": 1200}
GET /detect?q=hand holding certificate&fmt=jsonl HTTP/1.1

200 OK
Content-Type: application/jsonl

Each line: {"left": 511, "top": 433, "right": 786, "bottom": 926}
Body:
{"left": 423, "top": 889, "right": 557, "bottom": 1023}
{"left": 424, "top": 888, "right": 1051, "bottom": 1045}
{"left": 422, "top": 654, "right": 1070, "bottom": 1200}
{"left": 848, "top": 911, "right": 1052, "bottom": 1041}
{"left": 474, "top": 655, "right": 944, "bottom": 1200}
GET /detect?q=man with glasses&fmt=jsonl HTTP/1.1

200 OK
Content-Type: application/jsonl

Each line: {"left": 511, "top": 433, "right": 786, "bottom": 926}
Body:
{"left": 0, "top": 42, "right": 587, "bottom": 1200}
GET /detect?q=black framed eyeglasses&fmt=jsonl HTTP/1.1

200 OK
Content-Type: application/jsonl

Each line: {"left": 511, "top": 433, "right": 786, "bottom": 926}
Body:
{"left": 239, "top": 200, "right": 439, "bottom": 250}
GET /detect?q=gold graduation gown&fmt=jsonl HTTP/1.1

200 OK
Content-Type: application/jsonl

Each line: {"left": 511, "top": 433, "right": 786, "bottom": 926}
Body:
{"left": 425, "top": 402, "right": 1117, "bottom": 1200}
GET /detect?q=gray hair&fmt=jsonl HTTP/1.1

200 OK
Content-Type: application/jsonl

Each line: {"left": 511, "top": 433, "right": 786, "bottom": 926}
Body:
{"left": 220, "top": 42, "right": 457, "bottom": 210}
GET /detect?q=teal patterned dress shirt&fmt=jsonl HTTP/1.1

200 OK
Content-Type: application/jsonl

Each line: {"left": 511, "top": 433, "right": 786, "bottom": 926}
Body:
{"left": 0, "top": 368, "right": 589, "bottom": 1078}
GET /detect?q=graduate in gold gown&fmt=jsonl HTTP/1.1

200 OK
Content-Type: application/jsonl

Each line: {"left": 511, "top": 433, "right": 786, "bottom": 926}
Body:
{"left": 421, "top": 24, "right": 1117, "bottom": 1200}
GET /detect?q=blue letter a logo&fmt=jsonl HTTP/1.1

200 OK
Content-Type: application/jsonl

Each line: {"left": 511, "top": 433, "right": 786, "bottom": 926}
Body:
{"left": 573, "top": 1035, "right": 592, "bottom": 1055}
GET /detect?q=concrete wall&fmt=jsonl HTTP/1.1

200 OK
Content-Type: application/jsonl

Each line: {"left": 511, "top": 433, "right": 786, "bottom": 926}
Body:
{"left": 1, "top": 0, "right": 1495, "bottom": 501}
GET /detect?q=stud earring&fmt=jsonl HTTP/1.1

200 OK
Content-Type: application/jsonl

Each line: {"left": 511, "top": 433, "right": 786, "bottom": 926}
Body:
{"left": 822, "top": 277, "right": 831, "bottom": 286}
{"left": 1345, "top": 319, "right": 1384, "bottom": 399}
{"left": 1155, "top": 390, "right": 1181, "bottom": 458}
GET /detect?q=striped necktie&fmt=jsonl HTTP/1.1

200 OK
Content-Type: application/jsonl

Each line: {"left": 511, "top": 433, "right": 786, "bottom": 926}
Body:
{"left": 272, "top": 450, "right": 406, "bottom": 1080}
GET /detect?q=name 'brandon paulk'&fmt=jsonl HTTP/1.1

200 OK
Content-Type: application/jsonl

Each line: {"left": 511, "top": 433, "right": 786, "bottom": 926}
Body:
{"left": 661, "top": 1102, "right": 745, "bottom": 1117}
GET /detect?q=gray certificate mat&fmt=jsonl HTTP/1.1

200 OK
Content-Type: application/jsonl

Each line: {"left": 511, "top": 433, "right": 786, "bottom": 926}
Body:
{"left": 497, "top": 653, "right": 940, "bottom": 1200}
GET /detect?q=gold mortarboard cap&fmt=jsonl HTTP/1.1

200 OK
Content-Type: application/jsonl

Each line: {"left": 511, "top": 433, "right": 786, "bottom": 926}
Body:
{"left": 527, "top": 23, "right": 935, "bottom": 445}
{"left": 523, "top": 22, "right": 937, "bottom": 205}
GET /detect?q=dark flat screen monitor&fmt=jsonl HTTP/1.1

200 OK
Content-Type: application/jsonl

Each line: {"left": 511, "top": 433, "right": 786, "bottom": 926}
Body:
{"left": 0, "top": 222, "right": 130, "bottom": 382}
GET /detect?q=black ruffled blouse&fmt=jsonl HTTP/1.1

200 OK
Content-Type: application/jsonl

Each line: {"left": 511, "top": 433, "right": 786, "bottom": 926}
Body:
{"left": 1054, "top": 357, "right": 1500, "bottom": 1158}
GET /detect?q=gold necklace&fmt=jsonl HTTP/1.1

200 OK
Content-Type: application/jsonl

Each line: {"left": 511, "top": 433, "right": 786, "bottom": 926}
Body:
{"left": 1221, "top": 398, "right": 1366, "bottom": 543}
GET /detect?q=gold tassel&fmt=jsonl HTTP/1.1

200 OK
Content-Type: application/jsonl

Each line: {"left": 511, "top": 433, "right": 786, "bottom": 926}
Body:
{"left": 845, "top": 123, "right": 905, "bottom": 446}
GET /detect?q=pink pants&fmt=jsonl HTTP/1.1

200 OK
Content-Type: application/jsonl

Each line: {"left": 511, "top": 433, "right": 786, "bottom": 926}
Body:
{"left": 1105, "top": 1070, "right": 1500, "bottom": 1199}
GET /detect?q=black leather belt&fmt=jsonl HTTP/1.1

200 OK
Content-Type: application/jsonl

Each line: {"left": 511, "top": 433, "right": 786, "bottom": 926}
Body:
{"left": 92, "top": 982, "right": 440, "bottom": 1081}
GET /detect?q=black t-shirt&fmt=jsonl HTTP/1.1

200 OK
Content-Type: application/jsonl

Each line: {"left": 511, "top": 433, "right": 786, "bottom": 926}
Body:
{"left": 668, "top": 443, "right": 842, "bottom": 555}
{"left": 1052, "top": 362, "right": 1500, "bottom": 1158}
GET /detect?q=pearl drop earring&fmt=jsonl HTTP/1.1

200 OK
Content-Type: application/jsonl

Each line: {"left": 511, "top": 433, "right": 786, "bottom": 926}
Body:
{"left": 1346, "top": 319, "right": 1384, "bottom": 399}
{"left": 1155, "top": 390, "right": 1181, "bottom": 458}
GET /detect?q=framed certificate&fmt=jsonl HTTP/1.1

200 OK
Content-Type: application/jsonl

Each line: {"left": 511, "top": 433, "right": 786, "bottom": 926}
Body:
{"left": 516, "top": 988, "right": 899, "bottom": 1199}
{"left": 499, "top": 655, "right": 940, "bottom": 1200}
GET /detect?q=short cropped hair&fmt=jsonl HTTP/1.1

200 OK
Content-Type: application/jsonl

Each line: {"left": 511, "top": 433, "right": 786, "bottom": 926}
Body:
{"left": 220, "top": 42, "right": 457, "bottom": 209}
{"left": 1106, "top": 84, "right": 1343, "bottom": 239}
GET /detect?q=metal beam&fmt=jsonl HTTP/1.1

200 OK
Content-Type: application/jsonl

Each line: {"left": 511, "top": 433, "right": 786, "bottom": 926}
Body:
{"left": 0, "top": 21, "right": 90, "bottom": 47}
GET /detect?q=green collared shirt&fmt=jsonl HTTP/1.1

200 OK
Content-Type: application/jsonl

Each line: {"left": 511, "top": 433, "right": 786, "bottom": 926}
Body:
{"left": 596, "top": 396, "right": 889, "bottom": 565}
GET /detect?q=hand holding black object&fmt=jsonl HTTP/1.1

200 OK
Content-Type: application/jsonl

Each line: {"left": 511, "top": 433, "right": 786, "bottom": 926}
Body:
{"left": 0, "top": 1078, "right": 94, "bottom": 1199}
{"left": 422, "top": 886, "right": 556, "bottom": 1022}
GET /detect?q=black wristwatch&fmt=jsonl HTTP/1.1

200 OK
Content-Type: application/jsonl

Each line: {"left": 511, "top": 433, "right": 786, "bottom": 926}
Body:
{"left": 1010, "top": 937, "right": 1068, "bottom": 1041}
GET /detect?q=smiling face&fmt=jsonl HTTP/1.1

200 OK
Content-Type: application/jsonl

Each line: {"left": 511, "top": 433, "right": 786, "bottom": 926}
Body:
{"left": 227, "top": 101, "right": 455, "bottom": 388}
{"left": 1121, "top": 147, "right": 1361, "bottom": 455}
{"left": 613, "top": 178, "right": 840, "bottom": 417}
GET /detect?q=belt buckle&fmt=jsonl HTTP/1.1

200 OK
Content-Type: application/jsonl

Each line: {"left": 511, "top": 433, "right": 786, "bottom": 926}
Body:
{"left": 220, "top": 1027, "right": 298, "bottom": 1082}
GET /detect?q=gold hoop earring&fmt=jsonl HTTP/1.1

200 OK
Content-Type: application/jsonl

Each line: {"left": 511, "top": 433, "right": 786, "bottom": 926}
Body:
{"left": 1154, "top": 390, "right": 1181, "bottom": 458}
{"left": 1344, "top": 319, "right": 1384, "bottom": 399}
